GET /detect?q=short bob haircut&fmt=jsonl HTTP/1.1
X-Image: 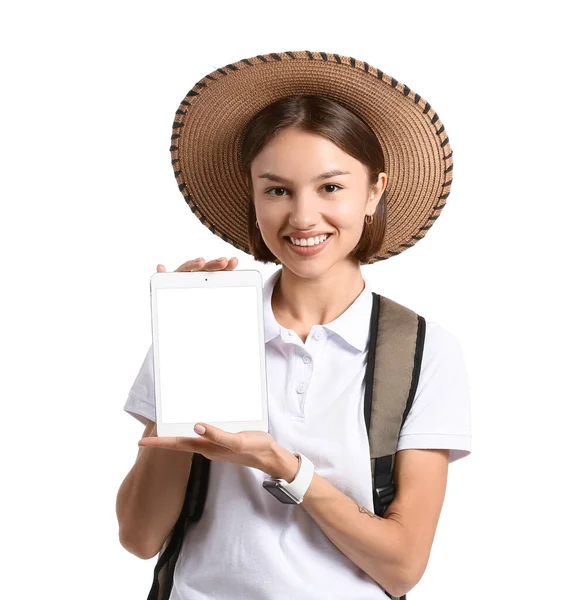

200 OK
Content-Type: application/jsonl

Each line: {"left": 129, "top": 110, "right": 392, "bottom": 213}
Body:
{"left": 240, "top": 94, "right": 388, "bottom": 266}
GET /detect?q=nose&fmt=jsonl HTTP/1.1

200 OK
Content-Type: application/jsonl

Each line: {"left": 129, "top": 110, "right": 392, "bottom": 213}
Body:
{"left": 288, "top": 193, "right": 321, "bottom": 230}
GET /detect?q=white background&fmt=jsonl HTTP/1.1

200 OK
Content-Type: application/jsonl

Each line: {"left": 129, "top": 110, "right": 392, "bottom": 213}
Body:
{"left": 2, "top": 1, "right": 579, "bottom": 598}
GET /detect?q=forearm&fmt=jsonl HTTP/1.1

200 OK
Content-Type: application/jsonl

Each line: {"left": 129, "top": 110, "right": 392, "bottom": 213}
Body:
{"left": 117, "top": 427, "right": 194, "bottom": 559}
{"left": 269, "top": 445, "right": 411, "bottom": 597}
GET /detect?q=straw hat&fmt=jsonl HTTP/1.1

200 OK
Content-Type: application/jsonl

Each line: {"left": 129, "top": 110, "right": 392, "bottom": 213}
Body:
{"left": 169, "top": 50, "right": 453, "bottom": 264}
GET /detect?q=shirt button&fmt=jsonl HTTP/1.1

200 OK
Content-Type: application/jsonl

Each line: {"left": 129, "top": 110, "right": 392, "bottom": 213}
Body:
{"left": 302, "top": 354, "right": 311, "bottom": 364}
{"left": 314, "top": 331, "right": 322, "bottom": 341}
{"left": 296, "top": 383, "right": 306, "bottom": 393}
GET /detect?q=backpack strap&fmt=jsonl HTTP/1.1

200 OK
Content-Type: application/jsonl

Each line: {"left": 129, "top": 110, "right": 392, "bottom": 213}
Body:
{"left": 365, "top": 292, "right": 426, "bottom": 600}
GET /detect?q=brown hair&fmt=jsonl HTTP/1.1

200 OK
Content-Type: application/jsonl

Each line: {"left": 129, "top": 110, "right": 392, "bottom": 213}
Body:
{"left": 240, "top": 94, "right": 387, "bottom": 265}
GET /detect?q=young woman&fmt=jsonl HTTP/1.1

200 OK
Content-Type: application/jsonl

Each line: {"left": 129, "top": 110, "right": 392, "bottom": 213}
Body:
{"left": 117, "top": 52, "right": 471, "bottom": 600}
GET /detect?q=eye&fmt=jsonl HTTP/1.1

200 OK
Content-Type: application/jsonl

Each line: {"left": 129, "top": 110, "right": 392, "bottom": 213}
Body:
{"left": 265, "top": 184, "right": 343, "bottom": 197}
{"left": 265, "top": 187, "right": 288, "bottom": 197}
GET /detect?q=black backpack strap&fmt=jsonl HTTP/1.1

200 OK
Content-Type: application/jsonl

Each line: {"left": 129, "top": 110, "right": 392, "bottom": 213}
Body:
{"left": 365, "top": 292, "right": 426, "bottom": 600}
{"left": 147, "top": 453, "right": 211, "bottom": 600}
{"left": 186, "top": 453, "right": 212, "bottom": 523}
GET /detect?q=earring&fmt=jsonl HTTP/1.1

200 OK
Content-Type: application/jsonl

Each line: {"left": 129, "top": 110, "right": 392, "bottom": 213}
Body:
{"left": 365, "top": 214, "right": 374, "bottom": 225}
{"left": 255, "top": 220, "right": 259, "bottom": 228}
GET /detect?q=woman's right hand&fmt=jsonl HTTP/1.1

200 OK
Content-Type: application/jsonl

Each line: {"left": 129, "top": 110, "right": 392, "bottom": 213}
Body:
{"left": 157, "top": 256, "right": 239, "bottom": 273}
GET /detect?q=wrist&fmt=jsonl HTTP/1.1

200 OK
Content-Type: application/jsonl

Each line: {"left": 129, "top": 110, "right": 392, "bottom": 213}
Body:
{"left": 267, "top": 443, "right": 300, "bottom": 482}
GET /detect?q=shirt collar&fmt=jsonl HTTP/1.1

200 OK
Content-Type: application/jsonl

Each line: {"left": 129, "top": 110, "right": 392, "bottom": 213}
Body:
{"left": 263, "top": 267, "right": 372, "bottom": 353}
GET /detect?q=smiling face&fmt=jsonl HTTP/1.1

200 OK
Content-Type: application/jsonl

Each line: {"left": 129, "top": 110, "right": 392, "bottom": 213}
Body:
{"left": 250, "top": 127, "right": 386, "bottom": 276}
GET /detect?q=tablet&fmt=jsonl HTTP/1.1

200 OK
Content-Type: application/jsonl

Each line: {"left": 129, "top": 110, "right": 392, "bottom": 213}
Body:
{"left": 150, "top": 269, "right": 269, "bottom": 438}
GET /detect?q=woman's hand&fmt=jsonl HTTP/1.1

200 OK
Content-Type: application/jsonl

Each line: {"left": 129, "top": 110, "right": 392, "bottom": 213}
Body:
{"left": 137, "top": 423, "right": 284, "bottom": 476}
{"left": 157, "top": 255, "right": 239, "bottom": 273}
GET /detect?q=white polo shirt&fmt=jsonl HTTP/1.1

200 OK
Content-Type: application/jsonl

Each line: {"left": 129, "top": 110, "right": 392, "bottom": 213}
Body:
{"left": 124, "top": 267, "right": 471, "bottom": 600}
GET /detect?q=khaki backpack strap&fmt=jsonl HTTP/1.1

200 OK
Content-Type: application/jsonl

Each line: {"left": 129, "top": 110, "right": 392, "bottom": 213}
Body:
{"left": 366, "top": 293, "right": 425, "bottom": 459}
{"left": 365, "top": 293, "right": 425, "bottom": 600}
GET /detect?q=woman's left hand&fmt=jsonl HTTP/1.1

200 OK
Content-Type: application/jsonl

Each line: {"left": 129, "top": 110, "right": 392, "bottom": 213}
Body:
{"left": 137, "top": 422, "right": 282, "bottom": 476}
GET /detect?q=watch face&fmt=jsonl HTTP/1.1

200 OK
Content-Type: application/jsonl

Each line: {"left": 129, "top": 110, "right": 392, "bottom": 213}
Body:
{"left": 263, "top": 480, "right": 298, "bottom": 504}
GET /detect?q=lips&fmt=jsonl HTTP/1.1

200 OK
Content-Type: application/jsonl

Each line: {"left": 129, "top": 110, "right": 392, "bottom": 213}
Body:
{"left": 284, "top": 233, "right": 333, "bottom": 256}
{"left": 285, "top": 233, "right": 332, "bottom": 245}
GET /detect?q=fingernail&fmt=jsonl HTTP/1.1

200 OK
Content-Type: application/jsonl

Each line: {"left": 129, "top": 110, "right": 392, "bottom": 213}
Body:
{"left": 194, "top": 257, "right": 203, "bottom": 262}
{"left": 194, "top": 424, "right": 206, "bottom": 435}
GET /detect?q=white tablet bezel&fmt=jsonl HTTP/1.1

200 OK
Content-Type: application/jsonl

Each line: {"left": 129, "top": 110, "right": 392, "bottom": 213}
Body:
{"left": 150, "top": 268, "right": 269, "bottom": 438}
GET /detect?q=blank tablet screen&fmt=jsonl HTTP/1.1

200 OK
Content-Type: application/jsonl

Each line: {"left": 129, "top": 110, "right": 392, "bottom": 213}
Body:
{"left": 154, "top": 285, "right": 263, "bottom": 424}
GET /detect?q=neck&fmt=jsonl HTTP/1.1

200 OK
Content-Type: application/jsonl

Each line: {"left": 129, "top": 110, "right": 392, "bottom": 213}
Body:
{"left": 271, "top": 260, "right": 365, "bottom": 333}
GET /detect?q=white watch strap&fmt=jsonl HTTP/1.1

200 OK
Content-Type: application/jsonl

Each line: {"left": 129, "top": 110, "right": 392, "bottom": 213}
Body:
{"left": 280, "top": 452, "right": 315, "bottom": 503}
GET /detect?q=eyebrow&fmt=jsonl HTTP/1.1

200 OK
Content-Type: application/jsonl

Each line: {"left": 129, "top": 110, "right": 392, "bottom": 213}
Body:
{"left": 257, "top": 169, "right": 351, "bottom": 185}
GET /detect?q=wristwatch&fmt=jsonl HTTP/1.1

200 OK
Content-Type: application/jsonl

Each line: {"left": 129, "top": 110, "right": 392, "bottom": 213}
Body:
{"left": 262, "top": 452, "right": 315, "bottom": 504}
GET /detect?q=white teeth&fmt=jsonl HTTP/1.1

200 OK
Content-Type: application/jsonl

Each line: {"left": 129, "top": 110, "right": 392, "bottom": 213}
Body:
{"left": 289, "top": 234, "right": 328, "bottom": 247}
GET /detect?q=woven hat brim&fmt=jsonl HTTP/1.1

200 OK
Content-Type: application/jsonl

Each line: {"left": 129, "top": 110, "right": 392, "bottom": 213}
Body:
{"left": 170, "top": 50, "right": 453, "bottom": 264}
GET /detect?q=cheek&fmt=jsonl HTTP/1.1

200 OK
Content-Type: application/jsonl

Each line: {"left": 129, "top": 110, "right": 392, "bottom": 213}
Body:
{"left": 256, "top": 202, "right": 295, "bottom": 235}
{"left": 258, "top": 214, "right": 280, "bottom": 238}
{"left": 334, "top": 196, "right": 365, "bottom": 219}
{"left": 331, "top": 205, "right": 364, "bottom": 232}
{"left": 255, "top": 200, "right": 282, "bottom": 224}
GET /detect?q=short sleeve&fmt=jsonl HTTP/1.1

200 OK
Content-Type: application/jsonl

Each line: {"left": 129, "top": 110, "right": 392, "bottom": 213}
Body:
{"left": 396, "top": 321, "right": 472, "bottom": 463}
{"left": 124, "top": 344, "right": 156, "bottom": 425}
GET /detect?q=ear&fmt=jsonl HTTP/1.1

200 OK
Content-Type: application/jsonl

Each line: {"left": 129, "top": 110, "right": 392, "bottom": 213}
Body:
{"left": 367, "top": 172, "right": 388, "bottom": 213}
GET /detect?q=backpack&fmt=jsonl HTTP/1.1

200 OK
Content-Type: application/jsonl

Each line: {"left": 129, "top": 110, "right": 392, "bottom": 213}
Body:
{"left": 147, "top": 291, "right": 426, "bottom": 600}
